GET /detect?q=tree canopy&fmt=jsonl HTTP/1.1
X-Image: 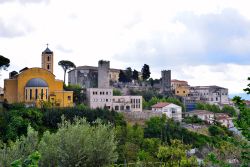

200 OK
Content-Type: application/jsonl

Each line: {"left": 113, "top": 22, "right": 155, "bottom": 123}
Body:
{"left": 0, "top": 55, "right": 10, "bottom": 71}
{"left": 58, "top": 60, "right": 76, "bottom": 84}
{"left": 132, "top": 69, "right": 139, "bottom": 81}
{"left": 141, "top": 64, "right": 151, "bottom": 80}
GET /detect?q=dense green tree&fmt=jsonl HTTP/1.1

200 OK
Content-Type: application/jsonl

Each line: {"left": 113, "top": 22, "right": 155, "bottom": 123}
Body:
{"left": 243, "top": 77, "right": 250, "bottom": 94}
{"left": 118, "top": 70, "right": 127, "bottom": 83}
{"left": 58, "top": 60, "right": 76, "bottom": 84}
{"left": 0, "top": 108, "right": 42, "bottom": 142}
{"left": 221, "top": 105, "right": 237, "bottom": 117}
{"left": 183, "top": 115, "right": 204, "bottom": 124}
{"left": 132, "top": 69, "right": 139, "bottom": 81}
{"left": 208, "top": 125, "right": 226, "bottom": 137}
{"left": 11, "top": 151, "right": 41, "bottom": 167}
{"left": 144, "top": 116, "right": 166, "bottom": 140}
{"left": 38, "top": 117, "right": 118, "bottom": 167}
{"left": 157, "top": 139, "right": 198, "bottom": 166}
{"left": 113, "top": 89, "right": 122, "bottom": 96}
{"left": 0, "top": 55, "right": 10, "bottom": 70}
{"left": 141, "top": 64, "right": 151, "bottom": 80}
{"left": 0, "top": 126, "right": 39, "bottom": 167}
{"left": 232, "top": 96, "right": 250, "bottom": 140}
{"left": 125, "top": 67, "right": 132, "bottom": 82}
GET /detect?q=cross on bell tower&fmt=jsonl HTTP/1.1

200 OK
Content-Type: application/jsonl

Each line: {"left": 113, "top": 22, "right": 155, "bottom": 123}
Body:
{"left": 41, "top": 44, "right": 54, "bottom": 74}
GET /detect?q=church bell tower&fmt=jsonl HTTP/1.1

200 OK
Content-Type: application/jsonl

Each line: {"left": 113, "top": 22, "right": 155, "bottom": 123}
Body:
{"left": 42, "top": 44, "right": 54, "bottom": 74}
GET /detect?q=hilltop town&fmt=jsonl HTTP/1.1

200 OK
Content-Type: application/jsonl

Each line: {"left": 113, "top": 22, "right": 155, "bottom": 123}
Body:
{"left": 0, "top": 47, "right": 249, "bottom": 166}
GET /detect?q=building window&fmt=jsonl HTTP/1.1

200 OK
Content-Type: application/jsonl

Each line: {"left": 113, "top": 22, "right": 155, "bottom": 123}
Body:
{"left": 106, "top": 99, "right": 108, "bottom": 102}
{"left": 47, "top": 64, "right": 50, "bottom": 70}
{"left": 115, "top": 106, "right": 119, "bottom": 110}
{"left": 68, "top": 96, "right": 71, "bottom": 101}
{"left": 183, "top": 91, "right": 185, "bottom": 93}
{"left": 177, "top": 91, "right": 179, "bottom": 93}
{"left": 30, "top": 89, "right": 32, "bottom": 100}
{"left": 25, "top": 89, "right": 27, "bottom": 100}
{"left": 41, "top": 89, "right": 44, "bottom": 100}
{"left": 106, "top": 92, "right": 108, "bottom": 95}
{"left": 120, "top": 105, "right": 124, "bottom": 110}
{"left": 46, "top": 89, "right": 48, "bottom": 99}
{"left": 35, "top": 89, "right": 38, "bottom": 100}
{"left": 47, "top": 56, "right": 50, "bottom": 61}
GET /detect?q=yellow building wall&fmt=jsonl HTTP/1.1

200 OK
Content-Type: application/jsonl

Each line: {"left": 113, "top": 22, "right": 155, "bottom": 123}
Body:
{"left": 4, "top": 67, "right": 73, "bottom": 108}
{"left": 175, "top": 86, "right": 189, "bottom": 97}
{"left": 54, "top": 91, "right": 73, "bottom": 107}
{"left": 24, "top": 87, "right": 49, "bottom": 102}
{"left": 4, "top": 79, "right": 18, "bottom": 103}
{"left": 17, "top": 68, "right": 59, "bottom": 102}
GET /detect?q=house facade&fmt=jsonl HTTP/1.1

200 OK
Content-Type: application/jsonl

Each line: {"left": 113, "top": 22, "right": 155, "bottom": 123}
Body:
{"left": 185, "top": 110, "right": 215, "bottom": 124}
{"left": 151, "top": 102, "right": 182, "bottom": 121}
{"left": 215, "top": 113, "right": 234, "bottom": 128}
{"left": 113, "top": 96, "right": 142, "bottom": 112}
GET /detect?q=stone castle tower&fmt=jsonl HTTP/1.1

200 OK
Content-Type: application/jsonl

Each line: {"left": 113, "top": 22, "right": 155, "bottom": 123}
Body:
{"left": 161, "top": 70, "right": 171, "bottom": 93}
{"left": 98, "top": 60, "right": 110, "bottom": 88}
{"left": 41, "top": 45, "right": 54, "bottom": 74}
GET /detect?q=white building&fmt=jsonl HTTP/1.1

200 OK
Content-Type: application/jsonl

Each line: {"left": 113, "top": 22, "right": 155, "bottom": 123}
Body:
{"left": 87, "top": 88, "right": 113, "bottom": 110}
{"left": 186, "top": 110, "right": 215, "bottom": 124}
{"left": 215, "top": 113, "right": 234, "bottom": 128}
{"left": 113, "top": 96, "right": 142, "bottom": 112}
{"left": 185, "top": 86, "right": 229, "bottom": 105}
{"left": 87, "top": 88, "right": 143, "bottom": 112}
{"left": 151, "top": 102, "right": 182, "bottom": 121}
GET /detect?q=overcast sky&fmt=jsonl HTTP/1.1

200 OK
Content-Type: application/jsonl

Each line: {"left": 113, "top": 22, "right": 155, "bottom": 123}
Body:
{"left": 1, "top": 0, "right": 250, "bottom": 98}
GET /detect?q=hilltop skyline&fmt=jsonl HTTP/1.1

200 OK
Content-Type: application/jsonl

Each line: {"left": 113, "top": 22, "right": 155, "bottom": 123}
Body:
{"left": 1, "top": 0, "right": 250, "bottom": 98}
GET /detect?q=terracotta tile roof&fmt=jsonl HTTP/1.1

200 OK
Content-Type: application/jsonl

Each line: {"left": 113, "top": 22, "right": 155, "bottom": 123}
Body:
{"left": 151, "top": 102, "right": 171, "bottom": 108}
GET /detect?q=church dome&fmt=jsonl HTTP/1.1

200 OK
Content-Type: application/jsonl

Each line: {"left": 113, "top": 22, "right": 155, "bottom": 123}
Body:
{"left": 26, "top": 78, "right": 48, "bottom": 87}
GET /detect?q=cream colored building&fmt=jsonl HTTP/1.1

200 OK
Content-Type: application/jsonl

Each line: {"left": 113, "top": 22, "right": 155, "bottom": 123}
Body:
{"left": 113, "top": 96, "right": 142, "bottom": 112}
{"left": 87, "top": 88, "right": 113, "bottom": 110}
{"left": 87, "top": 88, "right": 142, "bottom": 112}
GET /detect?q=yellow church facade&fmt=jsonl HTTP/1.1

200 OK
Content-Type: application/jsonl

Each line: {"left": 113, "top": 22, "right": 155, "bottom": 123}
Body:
{"left": 3, "top": 47, "right": 73, "bottom": 107}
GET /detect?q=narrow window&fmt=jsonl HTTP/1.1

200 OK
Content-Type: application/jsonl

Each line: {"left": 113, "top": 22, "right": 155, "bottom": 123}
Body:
{"left": 35, "top": 89, "right": 38, "bottom": 99}
{"left": 41, "top": 89, "right": 43, "bottom": 100}
{"left": 47, "top": 64, "right": 50, "bottom": 70}
{"left": 47, "top": 56, "right": 50, "bottom": 61}
{"left": 25, "top": 89, "right": 27, "bottom": 100}
{"left": 30, "top": 89, "right": 32, "bottom": 100}
{"left": 46, "top": 89, "right": 48, "bottom": 99}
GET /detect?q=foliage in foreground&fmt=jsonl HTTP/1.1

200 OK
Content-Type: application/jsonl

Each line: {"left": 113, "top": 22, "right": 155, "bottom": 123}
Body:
{"left": 0, "top": 118, "right": 118, "bottom": 167}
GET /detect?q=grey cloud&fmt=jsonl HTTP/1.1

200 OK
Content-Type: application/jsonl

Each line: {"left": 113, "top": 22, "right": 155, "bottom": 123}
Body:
{"left": 0, "top": 19, "right": 33, "bottom": 38}
{"left": 114, "top": 8, "right": 250, "bottom": 68}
